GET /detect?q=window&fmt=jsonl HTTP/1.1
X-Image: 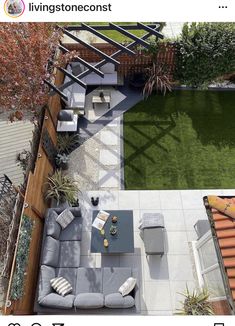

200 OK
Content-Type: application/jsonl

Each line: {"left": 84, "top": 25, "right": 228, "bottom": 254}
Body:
{"left": 193, "top": 231, "right": 226, "bottom": 299}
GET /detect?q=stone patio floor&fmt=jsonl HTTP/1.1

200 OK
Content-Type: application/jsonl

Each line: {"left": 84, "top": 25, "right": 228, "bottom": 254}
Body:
{"left": 77, "top": 189, "right": 230, "bottom": 315}
{"left": 68, "top": 116, "right": 122, "bottom": 191}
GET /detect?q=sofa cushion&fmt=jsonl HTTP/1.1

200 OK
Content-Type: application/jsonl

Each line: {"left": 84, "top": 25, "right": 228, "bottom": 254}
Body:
{"left": 57, "top": 114, "right": 78, "bottom": 132}
{"left": 76, "top": 268, "right": 102, "bottom": 294}
{"left": 42, "top": 236, "right": 60, "bottom": 267}
{"left": 38, "top": 265, "right": 56, "bottom": 303}
{"left": 56, "top": 268, "right": 77, "bottom": 294}
{"left": 59, "top": 241, "right": 80, "bottom": 268}
{"left": 100, "top": 63, "right": 115, "bottom": 74}
{"left": 74, "top": 293, "right": 104, "bottom": 309}
{"left": 103, "top": 267, "right": 132, "bottom": 295}
{"left": 39, "top": 293, "right": 75, "bottom": 309}
{"left": 59, "top": 216, "right": 83, "bottom": 241}
{"left": 50, "top": 277, "right": 73, "bottom": 296}
{"left": 71, "top": 63, "right": 83, "bottom": 75}
{"left": 56, "top": 208, "right": 75, "bottom": 229}
{"left": 53, "top": 206, "right": 81, "bottom": 217}
{"left": 118, "top": 277, "right": 137, "bottom": 296}
{"left": 58, "top": 110, "right": 74, "bottom": 122}
{"left": 70, "top": 84, "right": 86, "bottom": 108}
{"left": 46, "top": 211, "right": 61, "bottom": 240}
{"left": 105, "top": 293, "right": 135, "bottom": 309}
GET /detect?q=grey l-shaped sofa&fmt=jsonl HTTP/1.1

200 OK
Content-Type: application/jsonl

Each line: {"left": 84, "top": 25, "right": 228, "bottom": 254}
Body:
{"left": 34, "top": 206, "right": 140, "bottom": 314}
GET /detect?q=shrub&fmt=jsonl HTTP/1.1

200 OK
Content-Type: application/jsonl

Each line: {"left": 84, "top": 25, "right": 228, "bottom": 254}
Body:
{"left": 175, "top": 23, "right": 235, "bottom": 87}
{"left": 10, "top": 215, "right": 34, "bottom": 300}
{"left": 143, "top": 62, "right": 172, "bottom": 97}
{"left": 45, "top": 170, "right": 78, "bottom": 205}
{"left": 177, "top": 286, "right": 214, "bottom": 315}
{"left": 57, "top": 133, "right": 81, "bottom": 155}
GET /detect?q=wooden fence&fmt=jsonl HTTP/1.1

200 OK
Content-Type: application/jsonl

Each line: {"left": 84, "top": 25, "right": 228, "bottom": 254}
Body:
{"left": 65, "top": 42, "right": 176, "bottom": 77}
{"left": 4, "top": 69, "right": 64, "bottom": 315}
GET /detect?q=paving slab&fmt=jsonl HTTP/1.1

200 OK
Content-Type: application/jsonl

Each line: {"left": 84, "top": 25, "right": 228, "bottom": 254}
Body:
{"left": 100, "top": 130, "right": 119, "bottom": 146}
{"left": 99, "top": 170, "right": 119, "bottom": 188}
{"left": 99, "top": 149, "right": 119, "bottom": 166}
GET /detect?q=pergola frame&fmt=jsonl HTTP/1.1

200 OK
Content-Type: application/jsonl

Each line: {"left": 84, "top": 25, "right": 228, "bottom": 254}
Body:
{"left": 46, "top": 23, "right": 164, "bottom": 98}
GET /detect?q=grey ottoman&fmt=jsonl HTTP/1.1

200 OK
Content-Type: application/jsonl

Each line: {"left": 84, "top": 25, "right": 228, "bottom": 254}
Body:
{"left": 143, "top": 227, "right": 165, "bottom": 256}
{"left": 139, "top": 213, "right": 165, "bottom": 257}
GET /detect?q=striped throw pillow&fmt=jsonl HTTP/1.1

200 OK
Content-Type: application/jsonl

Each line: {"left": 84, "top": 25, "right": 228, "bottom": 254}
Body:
{"left": 50, "top": 277, "right": 73, "bottom": 296}
{"left": 56, "top": 209, "right": 75, "bottom": 229}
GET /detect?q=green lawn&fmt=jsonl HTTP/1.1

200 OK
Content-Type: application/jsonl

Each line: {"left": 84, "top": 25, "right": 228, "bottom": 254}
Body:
{"left": 64, "top": 22, "right": 153, "bottom": 43}
{"left": 123, "top": 90, "right": 235, "bottom": 190}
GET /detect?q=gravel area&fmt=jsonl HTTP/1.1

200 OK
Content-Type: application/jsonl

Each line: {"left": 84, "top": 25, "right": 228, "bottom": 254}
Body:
{"left": 67, "top": 117, "right": 121, "bottom": 193}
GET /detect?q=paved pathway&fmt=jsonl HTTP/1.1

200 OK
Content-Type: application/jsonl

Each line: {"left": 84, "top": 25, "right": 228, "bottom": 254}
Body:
{"left": 67, "top": 84, "right": 142, "bottom": 192}
{"left": 68, "top": 116, "right": 122, "bottom": 191}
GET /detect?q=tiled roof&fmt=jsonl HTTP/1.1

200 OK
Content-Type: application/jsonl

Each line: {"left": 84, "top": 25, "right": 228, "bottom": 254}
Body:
{"left": 204, "top": 196, "right": 235, "bottom": 312}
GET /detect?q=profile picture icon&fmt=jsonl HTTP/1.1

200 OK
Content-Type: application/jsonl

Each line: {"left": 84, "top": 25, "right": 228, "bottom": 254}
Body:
{"left": 4, "top": 0, "right": 25, "bottom": 18}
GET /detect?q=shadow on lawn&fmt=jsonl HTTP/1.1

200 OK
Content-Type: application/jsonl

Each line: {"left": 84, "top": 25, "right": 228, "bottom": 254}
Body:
{"left": 123, "top": 113, "right": 178, "bottom": 168}
{"left": 172, "top": 90, "right": 235, "bottom": 148}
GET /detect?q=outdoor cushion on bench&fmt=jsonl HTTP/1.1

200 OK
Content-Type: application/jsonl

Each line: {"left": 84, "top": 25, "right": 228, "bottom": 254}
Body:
{"left": 46, "top": 211, "right": 82, "bottom": 242}
{"left": 57, "top": 113, "right": 78, "bottom": 132}
{"left": 59, "top": 216, "right": 83, "bottom": 241}
{"left": 56, "top": 267, "right": 78, "bottom": 294}
{"left": 104, "top": 293, "right": 135, "bottom": 309}
{"left": 103, "top": 267, "right": 132, "bottom": 295}
{"left": 42, "top": 236, "right": 60, "bottom": 267}
{"left": 38, "top": 265, "right": 56, "bottom": 303}
{"left": 59, "top": 241, "right": 81, "bottom": 268}
{"left": 76, "top": 268, "right": 103, "bottom": 293}
{"left": 39, "top": 293, "right": 75, "bottom": 309}
{"left": 46, "top": 211, "right": 61, "bottom": 240}
{"left": 74, "top": 293, "right": 104, "bottom": 309}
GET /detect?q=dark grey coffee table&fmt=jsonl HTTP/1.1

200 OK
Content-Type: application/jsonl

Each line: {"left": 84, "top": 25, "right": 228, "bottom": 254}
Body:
{"left": 91, "top": 210, "right": 134, "bottom": 253}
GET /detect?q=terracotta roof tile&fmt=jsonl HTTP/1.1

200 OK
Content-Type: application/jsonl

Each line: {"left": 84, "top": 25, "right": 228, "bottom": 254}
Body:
{"left": 213, "top": 213, "right": 230, "bottom": 222}
{"left": 217, "top": 229, "right": 235, "bottom": 239}
{"left": 221, "top": 248, "right": 235, "bottom": 258}
{"left": 215, "top": 220, "right": 235, "bottom": 230}
{"left": 229, "top": 278, "right": 235, "bottom": 289}
{"left": 219, "top": 238, "right": 235, "bottom": 249}
{"left": 223, "top": 257, "right": 235, "bottom": 268}
{"left": 227, "top": 268, "right": 235, "bottom": 277}
{"left": 206, "top": 196, "right": 235, "bottom": 311}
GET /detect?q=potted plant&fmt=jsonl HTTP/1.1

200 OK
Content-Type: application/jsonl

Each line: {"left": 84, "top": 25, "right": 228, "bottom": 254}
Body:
{"left": 176, "top": 285, "right": 214, "bottom": 315}
{"left": 55, "top": 153, "right": 69, "bottom": 170}
{"left": 45, "top": 170, "right": 78, "bottom": 206}
{"left": 57, "top": 133, "right": 80, "bottom": 155}
{"left": 99, "top": 91, "right": 104, "bottom": 99}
